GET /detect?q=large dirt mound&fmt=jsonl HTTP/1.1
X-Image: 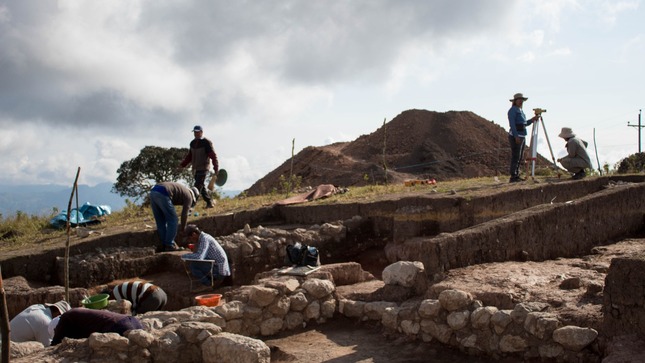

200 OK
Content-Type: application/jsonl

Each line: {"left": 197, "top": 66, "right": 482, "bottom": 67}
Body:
{"left": 246, "top": 109, "right": 547, "bottom": 196}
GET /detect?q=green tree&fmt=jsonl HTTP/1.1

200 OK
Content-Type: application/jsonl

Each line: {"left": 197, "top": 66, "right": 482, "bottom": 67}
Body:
{"left": 112, "top": 146, "right": 193, "bottom": 201}
{"left": 616, "top": 152, "right": 645, "bottom": 174}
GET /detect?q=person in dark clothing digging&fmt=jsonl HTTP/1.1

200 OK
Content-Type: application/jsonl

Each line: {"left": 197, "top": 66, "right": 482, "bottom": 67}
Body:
{"left": 50, "top": 308, "right": 143, "bottom": 346}
{"left": 149, "top": 182, "right": 199, "bottom": 252}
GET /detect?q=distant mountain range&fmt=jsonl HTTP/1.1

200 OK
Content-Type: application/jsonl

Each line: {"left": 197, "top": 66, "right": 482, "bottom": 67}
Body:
{"left": 0, "top": 183, "right": 241, "bottom": 217}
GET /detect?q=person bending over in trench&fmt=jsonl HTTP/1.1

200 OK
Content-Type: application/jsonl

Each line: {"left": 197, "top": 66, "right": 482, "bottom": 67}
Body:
{"left": 149, "top": 181, "right": 200, "bottom": 252}
{"left": 106, "top": 280, "right": 167, "bottom": 315}
{"left": 10, "top": 300, "right": 71, "bottom": 346}
{"left": 50, "top": 308, "right": 143, "bottom": 346}
{"left": 181, "top": 224, "right": 231, "bottom": 291}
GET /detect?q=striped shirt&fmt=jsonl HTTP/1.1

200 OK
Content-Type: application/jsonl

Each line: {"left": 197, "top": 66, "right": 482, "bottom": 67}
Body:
{"left": 181, "top": 232, "right": 230, "bottom": 276}
{"left": 113, "top": 281, "right": 156, "bottom": 310}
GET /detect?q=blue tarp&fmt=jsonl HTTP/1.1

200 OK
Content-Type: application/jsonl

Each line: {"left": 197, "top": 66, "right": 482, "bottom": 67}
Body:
{"left": 50, "top": 202, "right": 112, "bottom": 228}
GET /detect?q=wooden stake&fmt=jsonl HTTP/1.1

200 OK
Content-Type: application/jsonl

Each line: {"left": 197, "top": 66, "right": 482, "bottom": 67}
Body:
{"left": 65, "top": 167, "right": 81, "bottom": 302}
{"left": 0, "top": 266, "right": 10, "bottom": 363}
{"left": 288, "top": 138, "right": 295, "bottom": 197}
{"left": 593, "top": 128, "right": 602, "bottom": 176}
{"left": 382, "top": 118, "right": 388, "bottom": 185}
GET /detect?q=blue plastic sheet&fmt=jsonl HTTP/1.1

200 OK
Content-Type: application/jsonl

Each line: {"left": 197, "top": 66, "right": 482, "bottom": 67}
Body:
{"left": 50, "top": 202, "right": 112, "bottom": 228}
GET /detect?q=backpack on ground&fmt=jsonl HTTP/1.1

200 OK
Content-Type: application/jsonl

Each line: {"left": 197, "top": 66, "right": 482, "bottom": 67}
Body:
{"left": 286, "top": 242, "right": 320, "bottom": 267}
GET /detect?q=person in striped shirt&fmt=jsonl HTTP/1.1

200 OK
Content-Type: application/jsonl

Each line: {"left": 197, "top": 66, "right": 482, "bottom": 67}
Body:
{"left": 181, "top": 224, "right": 231, "bottom": 288}
{"left": 110, "top": 280, "right": 167, "bottom": 315}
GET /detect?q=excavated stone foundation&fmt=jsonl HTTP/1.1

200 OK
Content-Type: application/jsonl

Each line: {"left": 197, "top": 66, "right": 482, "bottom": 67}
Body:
{"left": 4, "top": 175, "right": 645, "bottom": 362}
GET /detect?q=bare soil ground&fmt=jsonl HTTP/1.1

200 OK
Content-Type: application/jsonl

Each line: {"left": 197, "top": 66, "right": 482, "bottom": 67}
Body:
{"left": 264, "top": 239, "right": 645, "bottom": 362}
{"left": 6, "top": 177, "right": 639, "bottom": 362}
{"left": 430, "top": 238, "right": 645, "bottom": 331}
{"left": 265, "top": 316, "right": 513, "bottom": 363}
{"left": 18, "top": 238, "right": 630, "bottom": 362}
{"left": 246, "top": 109, "right": 553, "bottom": 195}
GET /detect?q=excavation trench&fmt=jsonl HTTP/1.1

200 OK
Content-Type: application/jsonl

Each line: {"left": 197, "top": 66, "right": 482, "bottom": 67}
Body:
{"left": 4, "top": 175, "right": 645, "bottom": 362}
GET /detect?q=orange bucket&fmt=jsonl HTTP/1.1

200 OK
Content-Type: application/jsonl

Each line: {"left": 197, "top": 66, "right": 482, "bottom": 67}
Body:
{"left": 195, "top": 294, "right": 221, "bottom": 307}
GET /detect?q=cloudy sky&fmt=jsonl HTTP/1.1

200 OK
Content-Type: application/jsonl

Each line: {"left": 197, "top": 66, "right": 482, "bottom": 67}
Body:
{"left": 0, "top": 0, "right": 643, "bottom": 191}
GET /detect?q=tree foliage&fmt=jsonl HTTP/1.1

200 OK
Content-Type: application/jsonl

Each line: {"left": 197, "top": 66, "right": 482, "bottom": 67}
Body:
{"left": 616, "top": 152, "right": 645, "bottom": 174}
{"left": 112, "top": 146, "right": 193, "bottom": 201}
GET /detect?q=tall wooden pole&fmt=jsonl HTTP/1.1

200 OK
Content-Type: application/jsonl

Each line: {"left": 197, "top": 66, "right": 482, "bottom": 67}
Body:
{"left": 288, "top": 138, "right": 295, "bottom": 197}
{"left": 627, "top": 109, "right": 643, "bottom": 153}
{"left": 65, "top": 167, "right": 81, "bottom": 302}
{"left": 382, "top": 118, "right": 388, "bottom": 185}
{"left": 593, "top": 128, "right": 602, "bottom": 176}
{"left": 0, "top": 266, "right": 10, "bottom": 363}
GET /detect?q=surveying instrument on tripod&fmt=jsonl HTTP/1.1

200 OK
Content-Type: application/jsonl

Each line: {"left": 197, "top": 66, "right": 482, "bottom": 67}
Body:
{"left": 526, "top": 108, "right": 560, "bottom": 178}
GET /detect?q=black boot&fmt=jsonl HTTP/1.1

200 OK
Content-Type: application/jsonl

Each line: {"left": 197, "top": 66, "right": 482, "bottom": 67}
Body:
{"left": 572, "top": 170, "right": 586, "bottom": 180}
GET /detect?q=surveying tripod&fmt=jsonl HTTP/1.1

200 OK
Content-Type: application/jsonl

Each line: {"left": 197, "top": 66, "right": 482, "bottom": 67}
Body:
{"left": 526, "top": 109, "right": 560, "bottom": 178}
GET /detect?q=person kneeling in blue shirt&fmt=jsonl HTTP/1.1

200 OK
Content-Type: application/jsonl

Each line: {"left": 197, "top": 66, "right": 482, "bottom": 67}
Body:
{"left": 181, "top": 224, "right": 231, "bottom": 289}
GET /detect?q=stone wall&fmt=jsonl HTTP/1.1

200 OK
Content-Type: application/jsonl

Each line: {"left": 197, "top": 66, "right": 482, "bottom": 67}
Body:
{"left": 9, "top": 260, "right": 605, "bottom": 362}
{"left": 4, "top": 282, "right": 88, "bottom": 319}
{"left": 54, "top": 247, "right": 163, "bottom": 287}
{"left": 3, "top": 176, "right": 641, "bottom": 286}
{"left": 387, "top": 182, "right": 645, "bottom": 281}
{"left": 332, "top": 260, "right": 602, "bottom": 362}
{"left": 215, "top": 220, "right": 357, "bottom": 284}
{"left": 338, "top": 290, "right": 600, "bottom": 362}
{"left": 603, "top": 256, "right": 645, "bottom": 338}
{"left": 12, "top": 309, "right": 272, "bottom": 363}
{"left": 5, "top": 224, "right": 364, "bottom": 320}
{"left": 9, "top": 274, "right": 337, "bottom": 362}
{"left": 212, "top": 274, "right": 337, "bottom": 337}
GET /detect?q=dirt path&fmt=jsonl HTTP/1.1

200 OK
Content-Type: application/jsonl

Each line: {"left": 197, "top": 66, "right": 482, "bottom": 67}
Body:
{"left": 265, "top": 317, "right": 513, "bottom": 363}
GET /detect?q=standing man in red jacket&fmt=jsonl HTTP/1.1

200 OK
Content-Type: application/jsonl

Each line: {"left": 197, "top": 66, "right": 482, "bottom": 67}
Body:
{"left": 179, "top": 125, "right": 219, "bottom": 208}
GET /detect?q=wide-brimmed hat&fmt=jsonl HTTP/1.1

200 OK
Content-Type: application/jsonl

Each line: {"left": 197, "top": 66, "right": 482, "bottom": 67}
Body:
{"left": 558, "top": 127, "right": 575, "bottom": 139}
{"left": 509, "top": 93, "right": 528, "bottom": 102}
{"left": 45, "top": 300, "right": 71, "bottom": 315}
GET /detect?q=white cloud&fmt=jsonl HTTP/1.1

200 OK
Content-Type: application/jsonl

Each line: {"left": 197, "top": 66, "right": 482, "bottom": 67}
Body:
{"left": 529, "top": 0, "right": 581, "bottom": 32}
{"left": 616, "top": 34, "right": 645, "bottom": 63}
{"left": 0, "top": 0, "right": 642, "bottom": 193}
{"left": 518, "top": 51, "right": 537, "bottom": 62}
{"left": 0, "top": 4, "right": 8, "bottom": 23}
{"left": 218, "top": 155, "right": 259, "bottom": 191}
{"left": 547, "top": 47, "right": 572, "bottom": 56}
{"left": 323, "top": 132, "right": 354, "bottom": 146}
{"left": 36, "top": 3, "right": 198, "bottom": 112}
{"left": 598, "top": 0, "right": 639, "bottom": 25}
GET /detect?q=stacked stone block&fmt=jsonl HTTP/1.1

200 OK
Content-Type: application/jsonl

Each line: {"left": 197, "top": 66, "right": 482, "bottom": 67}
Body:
{"left": 339, "top": 288, "right": 599, "bottom": 362}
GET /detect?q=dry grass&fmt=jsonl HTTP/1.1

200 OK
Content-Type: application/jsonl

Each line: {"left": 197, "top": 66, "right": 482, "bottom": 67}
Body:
{"left": 0, "top": 176, "right": 542, "bottom": 253}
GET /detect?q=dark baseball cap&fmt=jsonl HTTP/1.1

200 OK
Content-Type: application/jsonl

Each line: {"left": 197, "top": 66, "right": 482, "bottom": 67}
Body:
{"left": 192, "top": 125, "right": 203, "bottom": 132}
{"left": 185, "top": 224, "right": 201, "bottom": 235}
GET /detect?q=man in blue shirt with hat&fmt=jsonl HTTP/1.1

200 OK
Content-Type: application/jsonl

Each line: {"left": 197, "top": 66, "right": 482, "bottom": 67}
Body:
{"left": 508, "top": 92, "right": 540, "bottom": 183}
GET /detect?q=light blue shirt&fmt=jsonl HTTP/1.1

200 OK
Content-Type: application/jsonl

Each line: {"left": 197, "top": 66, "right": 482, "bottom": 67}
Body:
{"left": 9, "top": 304, "right": 54, "bottom": 346}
